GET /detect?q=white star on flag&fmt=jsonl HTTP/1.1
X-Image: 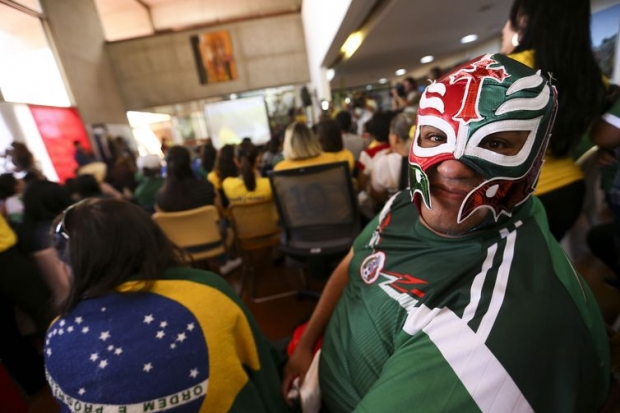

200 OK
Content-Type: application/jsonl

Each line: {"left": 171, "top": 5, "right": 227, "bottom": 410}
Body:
{"left": 187, "top": 323, "right": 195, "bottom": 331}
{"left": 82, "top": 326, "right": 89, "bottom": 334}
{"left": 177, "top": 332, "right": 187, "bottom": 342}
{"left": 78, "top": 388, "right": 86, "bottom": 395}
{"left": 189, "top": 368, "right": 199, "bottom": 378}
{"left": 100, "top": 331, "right": 111, "bottom": 341}
{"left": 160, "top": 321, "right": 168, "bottom": 328}
{"left": 144, "top": 314, "right": 154, "bottom": 324}
{"left": 99, "top": 360, "right": 108, "bottom": 369}
{"left": 58, "top": 329, "right": 64, "bottom": 335}
{"left": 90, "top": 353, "right": 99, "bottom": 362}
{"left": 114, "top": 347, "right": 123, "bottom": 355}
{"left": 101, "top": 307, "right": 107, "bottom": 312}
{"left": 46, "top": 348, "right": 52, "bottom": 356}
{"left": 156, "top": 330, "right": 165, "bottom": 339}
{"left": 59, "top": 320, "right": 66, "bottom": 327}
{"left": 107, "top": 345, "right": 114, "bottom": 351}
{"left": 67, "top": 326, "right": 74, "bottom": 333}
{"left": 75, "top": 316, "right": 83, "bottom": 324}
{"left": 170, "top": 343, "right": 177, "bottom": 349}
{"left": 143, "top": 362, "right": 153, "bottom": 372}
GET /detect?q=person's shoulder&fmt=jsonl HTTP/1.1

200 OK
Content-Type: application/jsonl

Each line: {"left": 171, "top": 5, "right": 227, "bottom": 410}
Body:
{"left": 508, "top": 49, "right": 535, "bottom": 69}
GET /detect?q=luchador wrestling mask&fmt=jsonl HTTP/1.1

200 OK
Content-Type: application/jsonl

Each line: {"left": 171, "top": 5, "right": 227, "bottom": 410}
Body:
{"left": 409, "top": 53, "right": 557, "bottom": 223}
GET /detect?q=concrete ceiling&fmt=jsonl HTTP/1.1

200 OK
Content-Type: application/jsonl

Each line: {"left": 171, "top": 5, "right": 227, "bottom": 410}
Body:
{"left": 327, "top": 0, "right": 620, "bottom": 89}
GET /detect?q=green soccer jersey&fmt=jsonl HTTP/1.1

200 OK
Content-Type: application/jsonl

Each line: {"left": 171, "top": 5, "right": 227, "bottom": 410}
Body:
{"left": 320, "top": 191, "right": 610, "bottom": 412}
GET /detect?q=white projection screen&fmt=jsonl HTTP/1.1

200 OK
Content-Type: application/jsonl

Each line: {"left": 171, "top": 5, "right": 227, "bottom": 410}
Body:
{"left": 204, "top": 96, "right": 271, "bottom": 148}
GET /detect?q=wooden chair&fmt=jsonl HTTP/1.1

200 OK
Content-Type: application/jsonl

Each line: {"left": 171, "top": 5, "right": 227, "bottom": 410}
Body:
{"left": 228, "top": 199, "right": 301, "bottom": 303}
{"left": 153, "top": 205, "right": 225, "bottom": 263}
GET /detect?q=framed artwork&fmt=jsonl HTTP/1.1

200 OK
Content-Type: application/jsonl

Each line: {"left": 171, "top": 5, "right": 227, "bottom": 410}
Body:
{"left": 591, "top": 3, "right": 620, "bottom": 80}
{"left": 190, "top": 30, "right": 238, "bottom": 84}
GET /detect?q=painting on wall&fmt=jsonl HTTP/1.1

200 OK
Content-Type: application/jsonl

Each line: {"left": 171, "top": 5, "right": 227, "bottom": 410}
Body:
{"left": 190, "top": 30, "right": 238, "bottom": 85}
{"left": 591, "top": 3, "right": 620, "bottom": 80}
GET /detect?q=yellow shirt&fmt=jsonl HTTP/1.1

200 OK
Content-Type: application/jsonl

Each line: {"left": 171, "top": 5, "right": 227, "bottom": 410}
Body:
{"left": 509, "top": 50, "right": 583, "bottom": 195}
{"left": 207, "top": 171, "right": 222, "bottom": 190}
{"left": 0, "top": 214, "right": 17, "bottom": 253}
{"left": 222, "top": 176, "right": 272, "bottom": 205}
{"left": 329, "top": 149, "right": 355, "bottom": 170}
{"left": 273, "top": 152, "right": 341, "bottom": 171}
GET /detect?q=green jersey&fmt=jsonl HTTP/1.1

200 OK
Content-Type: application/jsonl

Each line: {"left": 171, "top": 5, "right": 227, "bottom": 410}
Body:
{"left": 320, "top": 191, "right": 609, "bottom": 412}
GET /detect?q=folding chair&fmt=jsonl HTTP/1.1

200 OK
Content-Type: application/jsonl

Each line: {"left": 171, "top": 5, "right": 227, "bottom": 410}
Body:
{"left": 228, "top": 199, "right": 300, "bottom": 303}
{"left": 152, "top": 205, "right": 225, "bottom": 264}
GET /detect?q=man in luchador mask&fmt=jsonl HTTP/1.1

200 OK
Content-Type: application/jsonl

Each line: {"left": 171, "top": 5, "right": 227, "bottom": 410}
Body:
{"left": 282, "top": 54, "right": 610, "bottom": 412}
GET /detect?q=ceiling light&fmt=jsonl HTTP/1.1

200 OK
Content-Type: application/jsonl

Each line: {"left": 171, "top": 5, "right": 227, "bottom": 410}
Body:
{"left": 366, "top": 85, "right": 373, "bottom": 90}
{"left": 326, "top": 68, "right": 335, "bottom": 81}
{"left": 379, "top": 78, "right": 388, "bottom": 84}
{"left": 230, "top": 93, "right": 238, "bottom": 100}
{"left": 460, "top": 34, "right": 478, "bottom": 44}
{"left": 420, "top": 55, "right": 434, "bottom": 64}
{"left": 321, "top": 100, "right": 330, "bottom": 111}
{"left": 341, "top": 32, "right": 364, "bottom": 58}
{"left": 395, "top": 68, "right": 406, "bottom": 76}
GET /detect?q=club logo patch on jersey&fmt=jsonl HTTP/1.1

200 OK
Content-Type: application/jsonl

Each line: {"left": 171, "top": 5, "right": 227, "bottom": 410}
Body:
{"left": 360, "top": 252, "right": 386, "bottom": 285}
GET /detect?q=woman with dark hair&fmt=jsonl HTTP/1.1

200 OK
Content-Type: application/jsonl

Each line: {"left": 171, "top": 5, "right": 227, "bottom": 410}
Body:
{"left": 45, "top": 198, "right": 290, "bottom": 412}
{"left": 197, "top": 140, "right": 217, "bottom": 179}
{"left": 156, "top": 146, "right": 215, "bottom": 212}
{"left": 207, "top": 145, "right": 238, "bottom": 211}
{"left": 500, "top": 0, "right": 606, "bottom": 240}
{"left": 223, "top": 143, "right": 272, "bottom": 205}
{"left": 316, "top": 119, "right": 355, "bottom": 171}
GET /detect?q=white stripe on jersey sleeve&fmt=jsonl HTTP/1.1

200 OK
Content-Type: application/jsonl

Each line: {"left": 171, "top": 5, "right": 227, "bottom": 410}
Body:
{"left": 462, "top": 243, "right": 498, "bottom": 324}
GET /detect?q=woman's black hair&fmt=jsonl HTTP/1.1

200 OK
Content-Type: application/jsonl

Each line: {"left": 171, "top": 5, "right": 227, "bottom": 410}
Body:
{"left": 200, "top": 141, "right": 217, "bottom": 173}
{"left": 316, "top": 119, "right": 344, "bottom": 152}
{"left": 236, "top": 143, "right": 259, "bottom": 192}
{"left": 215, "top": 145, "right": 238, "bottom": 180}
{"left": 509, "top": 0, "right": 605, "bottom": 157}
{"left": 53, "top": 198, "right": 184, "bottom": 314}
{"left": 164, "top": 146, "right": 194, "bottom": 181}
{"left": 23, "top": 180, "right": 72, "bottom": 223}
{"left": 71, "top": 175, "right": 102, "bottom": 199}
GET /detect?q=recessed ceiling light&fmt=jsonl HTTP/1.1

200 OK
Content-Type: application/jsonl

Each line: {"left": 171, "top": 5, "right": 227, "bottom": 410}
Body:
{"left": 366, "top": 85, "right": 373, "bottom": 90}
{"left": 460, "top": 34, "right": 478, "bottom": 44}
{"left": 379, "top": 78, "right": 388, "bottom": 84}
{"left": 230, "top": 93, "right": 238, "bottom": 100}
{"left": 420, "top": 55, "right": 434, "bottom": 64}
{"left": 395, "top": 68, "right": 406, "bottom": 76}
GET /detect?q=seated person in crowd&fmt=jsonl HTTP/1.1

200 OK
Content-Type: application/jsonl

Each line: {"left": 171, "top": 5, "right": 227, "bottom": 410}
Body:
{"left": 282, "top": 54, "right": 610, "bottom": 412}
{"left": 368, "top": 113, "right": 414, "bottom": 206}
{"left": 315, "top": 119, "right": 355, "bottom": 171}
{"left": 207, "top": 144, "right": 238, "bottom": 213}
{"left": 156, "top": 146, "right": 215, "bottom": 212}
{"left": 223, "top": 143, "right": 272, "bottom": 205}
{"left": 356, "top": 111, "right": 394, "bottom": 190}
{"left": 133, "top": 154, "right": 164, "bottom": 213}
{"left": 335, "top": 111, "right": 366, "bottom": 163}
{"left": 22, "top": 180, "right": 72, "bottom": 305}
{"left": 46, "top": 198, "right": 290, "bottom": 412}
{"left": 274, "top": 122, "right": 339, "bottom": 171}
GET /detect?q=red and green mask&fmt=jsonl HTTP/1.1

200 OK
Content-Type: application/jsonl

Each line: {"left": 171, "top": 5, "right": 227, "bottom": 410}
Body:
{"left": 409, "top": 53, "right": 557, "bottom": 223}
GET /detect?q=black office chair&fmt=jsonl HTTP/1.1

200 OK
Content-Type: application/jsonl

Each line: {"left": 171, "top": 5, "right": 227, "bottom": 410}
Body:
{"left": 269, "top": 161, "right": 360, "bottom": 282}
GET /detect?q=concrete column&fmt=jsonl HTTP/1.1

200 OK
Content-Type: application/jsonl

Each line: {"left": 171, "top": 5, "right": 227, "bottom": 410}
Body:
{"left": 39, "top": 0, "right": 128, "bottom": 125}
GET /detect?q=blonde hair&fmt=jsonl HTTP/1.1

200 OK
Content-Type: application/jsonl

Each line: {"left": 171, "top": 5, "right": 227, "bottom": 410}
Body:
{"left": 283, "top": 122, "right": 322, "bottom": 160}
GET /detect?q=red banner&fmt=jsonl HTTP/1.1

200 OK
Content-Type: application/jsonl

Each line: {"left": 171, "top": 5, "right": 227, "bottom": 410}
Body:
{"left": 28, "top": 105, "right": 91, "bottom": 183}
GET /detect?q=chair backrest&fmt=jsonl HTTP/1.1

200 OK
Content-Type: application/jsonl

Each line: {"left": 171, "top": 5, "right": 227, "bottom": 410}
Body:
{"left": 228, "top": 199, "right": 280, "bottom": 242}
{"left": 269, "top": 161, "right": 359, "bottom": 248}
{"left": 152, "top": 205, "right": 225, "bottom": 260}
